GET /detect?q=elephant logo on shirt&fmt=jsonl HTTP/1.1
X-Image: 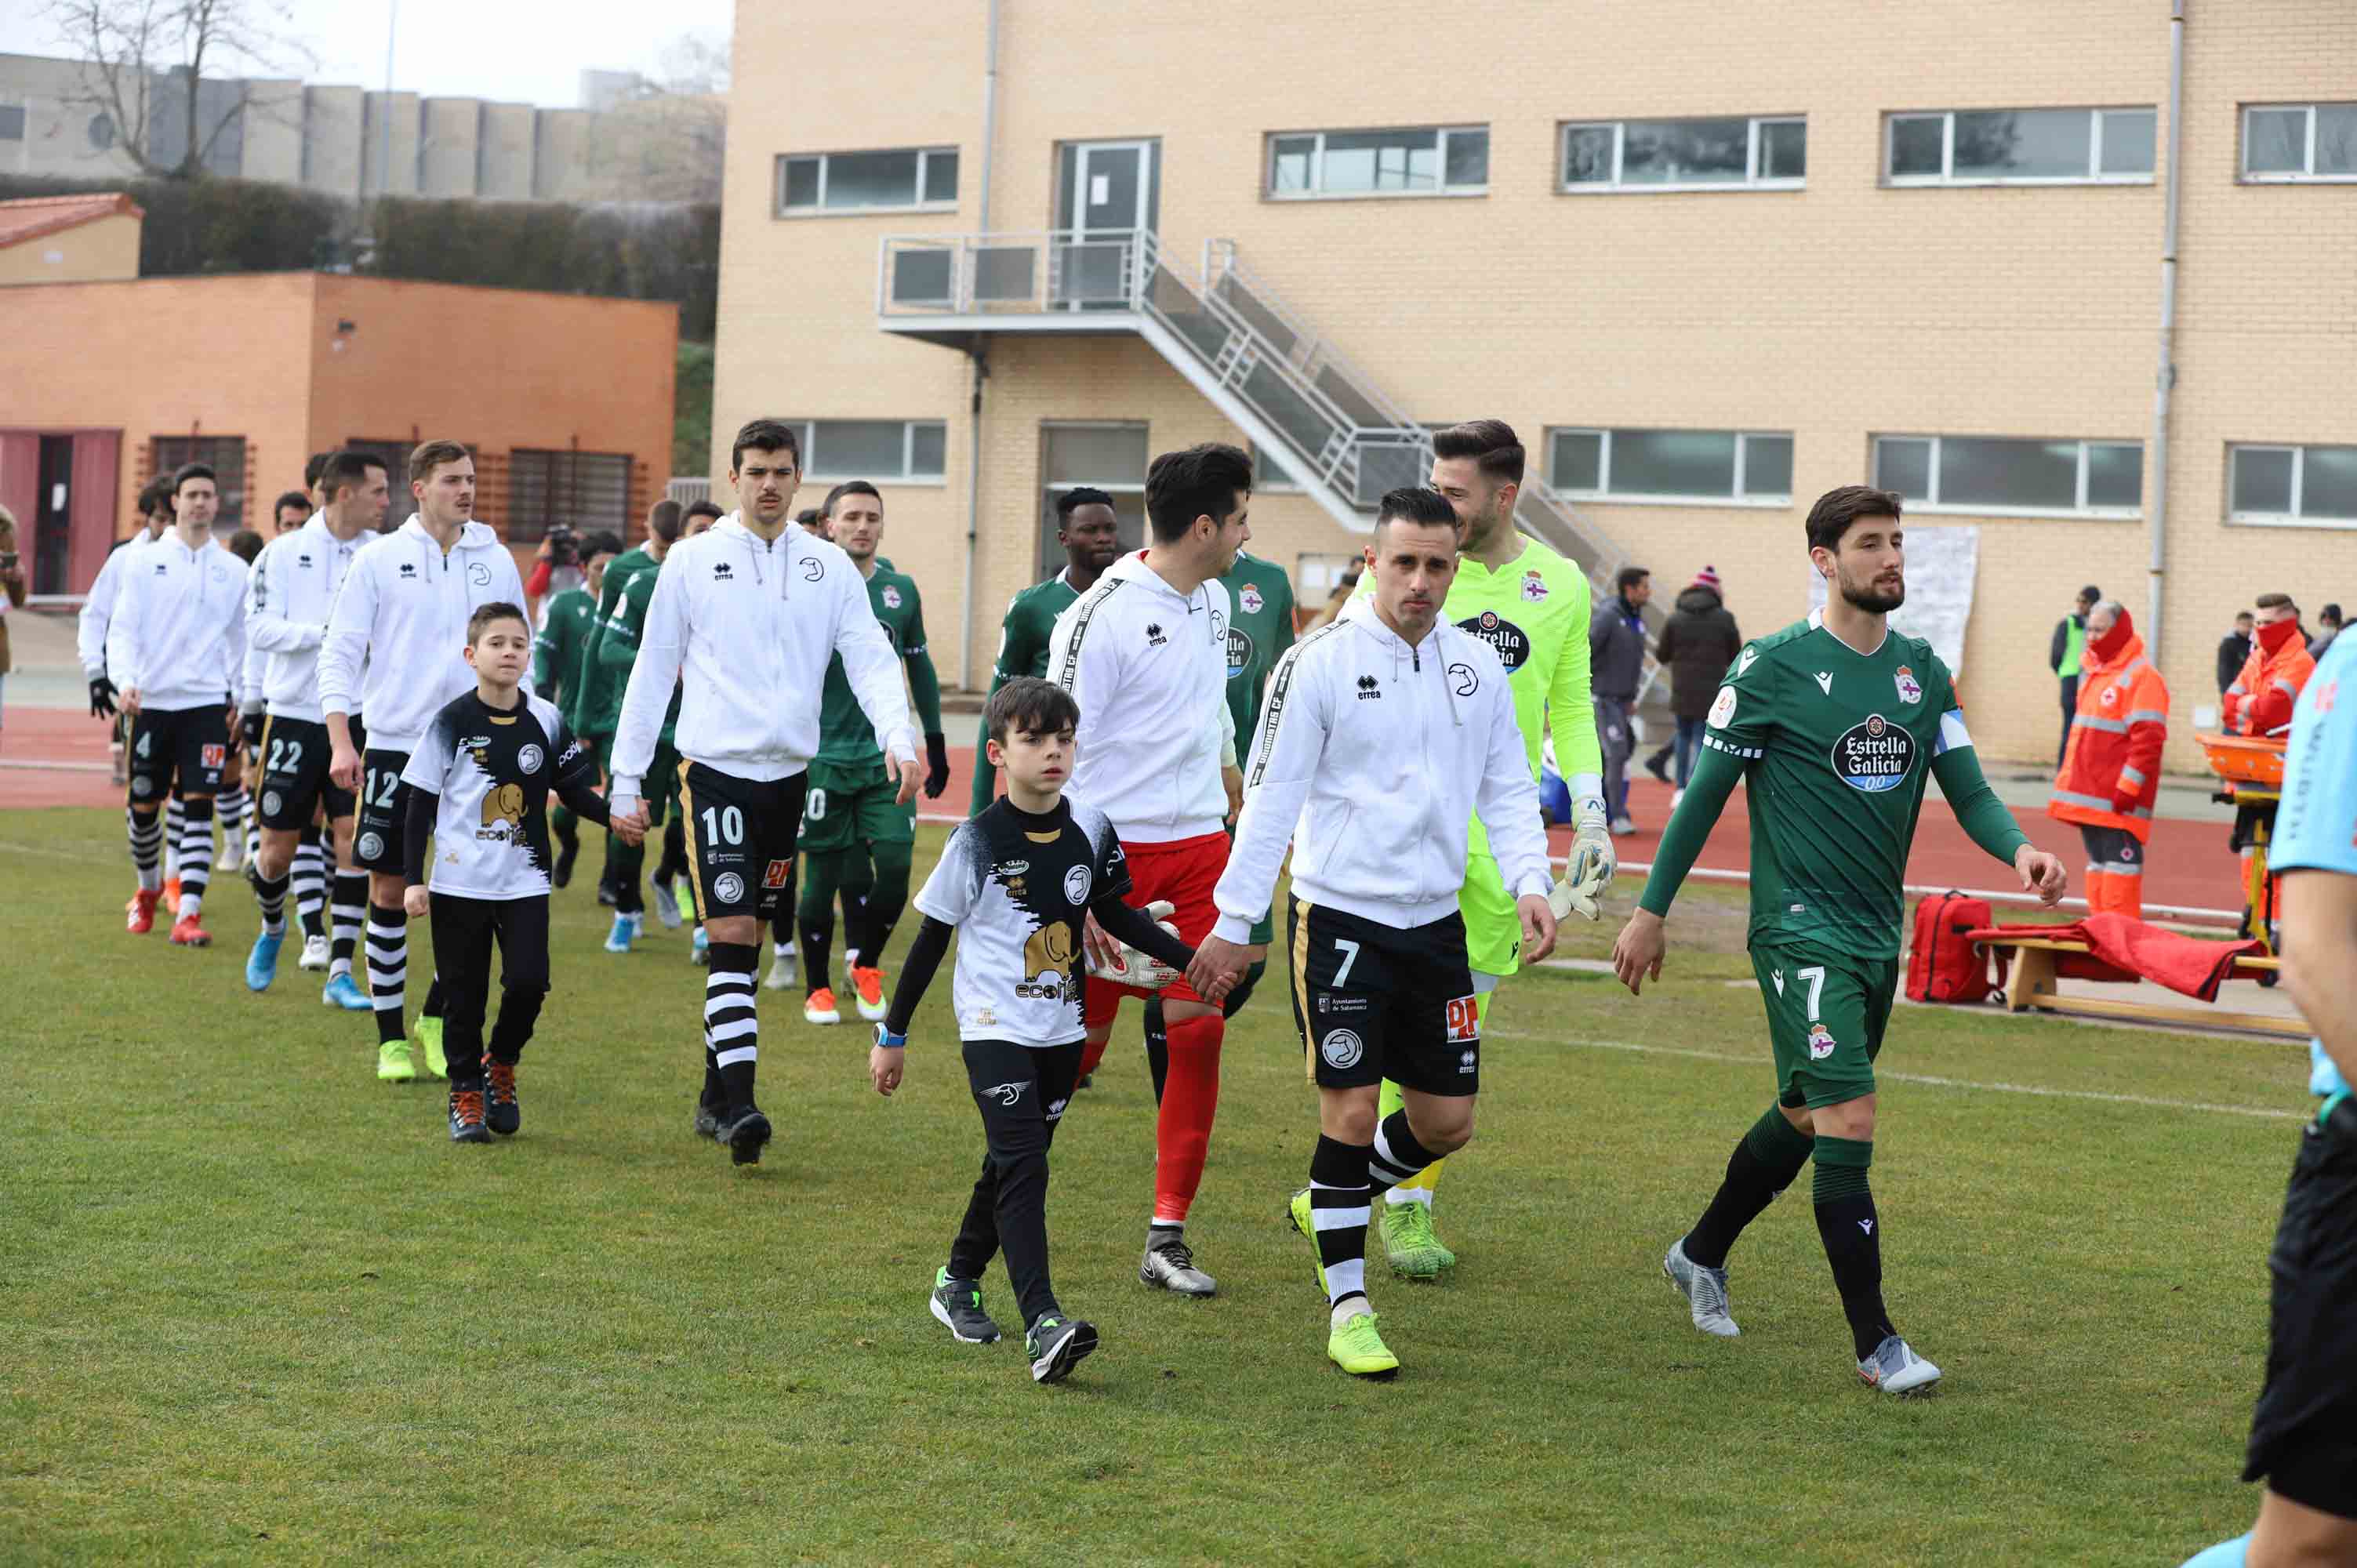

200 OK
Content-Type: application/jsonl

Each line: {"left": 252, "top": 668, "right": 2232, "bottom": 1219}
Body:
{"left": 481, "top": 782, "right": 525, "bottom": 829}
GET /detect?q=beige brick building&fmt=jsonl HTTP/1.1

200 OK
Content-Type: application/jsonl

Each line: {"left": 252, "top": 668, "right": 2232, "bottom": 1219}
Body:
{"left": 712, "top": 0, "right": 2357, "bottom": 769}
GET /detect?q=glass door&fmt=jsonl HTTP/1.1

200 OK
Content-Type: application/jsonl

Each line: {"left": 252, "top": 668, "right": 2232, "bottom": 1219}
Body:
{"left": 1059, "top": 140, "right": 1154, "bottom": 308}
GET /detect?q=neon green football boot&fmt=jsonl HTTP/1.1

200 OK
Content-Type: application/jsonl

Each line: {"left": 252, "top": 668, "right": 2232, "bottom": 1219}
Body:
{"left": 1381, "top": 1200, "right": 1454, "bottom": 1279}
{"left": 376, "top": 1037, "right": 416, "bottom": 1083}
{"left": 413, "top": 1016, "right": 448, "bottom": 1080}
{"left": 1327, "top": 1311, "right": 1400, "bottom": 1379}
{"left": 1287, "top": 1188, "right": 1330, "bottom": 1298}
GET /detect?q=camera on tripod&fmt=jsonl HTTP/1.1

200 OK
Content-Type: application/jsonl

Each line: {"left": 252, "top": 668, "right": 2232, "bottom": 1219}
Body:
{"left": 547, "top": 523, "right": 580, "bottom": 568}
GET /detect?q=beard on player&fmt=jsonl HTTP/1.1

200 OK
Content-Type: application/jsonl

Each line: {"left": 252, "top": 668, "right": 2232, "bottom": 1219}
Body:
{"left": 1838, "top": 562, "right": 1905, "bottom": 616}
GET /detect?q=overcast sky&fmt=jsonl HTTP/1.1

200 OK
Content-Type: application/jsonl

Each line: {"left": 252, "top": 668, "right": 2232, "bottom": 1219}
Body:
{"left": 1, "top": 0, "right": 733, "bottom": 107}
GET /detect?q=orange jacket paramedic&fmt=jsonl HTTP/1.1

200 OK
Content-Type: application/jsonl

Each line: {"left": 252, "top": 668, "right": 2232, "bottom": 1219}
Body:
{"left": 2049, "top": 604, "right": 2168, "bottom": 916}
{"left": 2223, "top": 602, "right": 2315, "bottom": 736}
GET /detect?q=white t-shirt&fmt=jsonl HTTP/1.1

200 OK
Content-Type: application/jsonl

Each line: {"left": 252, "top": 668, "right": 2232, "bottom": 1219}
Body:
{"left": 913, "top": 797, "right": 1131, "bottom": 1046}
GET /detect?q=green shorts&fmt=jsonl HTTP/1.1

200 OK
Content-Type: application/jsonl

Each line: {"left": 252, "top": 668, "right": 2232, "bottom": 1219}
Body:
{"left": 1457, "top": 853, "right": 1520, "bottom": 979}
{"left": 1749, "top": 942, "right": 1897, "bottom": 1110}
{"left": 800, "top": 757, "right": 914, "bottom": 855}
{"left": 594, "top": 735, "right": 681, "bottom": 825}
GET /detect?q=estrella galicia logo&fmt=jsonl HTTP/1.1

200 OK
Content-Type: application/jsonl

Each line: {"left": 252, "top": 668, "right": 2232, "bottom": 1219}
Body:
{"left": 1830, "top": 712, "right": 1916, "bottom": 793}
{"left": 1458, "top": 610, "right": 1531, "bottom": 673}
{"left": 1355, "top": 674, "right": 1382, "bottom": 701}
{"left": 1226, "top": 626, "right": 1255, "bottom": 680}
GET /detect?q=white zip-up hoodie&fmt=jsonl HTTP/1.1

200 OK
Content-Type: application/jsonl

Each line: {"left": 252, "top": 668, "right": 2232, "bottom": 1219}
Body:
{"left": 608, "top": 514, "right": 916, "bottom": 805}
{"left": 1213, "top": 596, "right": 1551, "bottom": 940}
{"left": 246, "top": 515, "right": 369, "bottom": 722}
{"left": 318, "top": 517, "right": 528, "bottom": 753}
{"left": 76, "top": 525, "right": 163, "bottom": 680}
{"left": 104, "top": 532, "right": 249, "bottom": 713}
{"left": 1046, "top": 549, "right": 1237, "bottom": 845}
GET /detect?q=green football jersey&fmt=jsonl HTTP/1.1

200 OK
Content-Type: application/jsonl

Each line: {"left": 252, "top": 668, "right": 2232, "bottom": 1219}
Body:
{"left": 601, "top": 566, "right": 682, "bottom": 746}
{"left": 532, "top": 586, "right": 597, "bottom": 711}
{"left": 569, "top": 543, "right": 659, "bottom": 738}
{"left": 1220, "top": 550, "right": 1296, "bottom": 742}
{"left": 816, "top": 564, "right": 930, "bottom": 764}
{"left": 1704, "top": 611, "right": 1967, "bottom": 958}
{"left": 969, "top": 569, "right": 1084, "bottom": 815}
{"left": 1359, "top": 535, "right": 1603, "bottom": 856}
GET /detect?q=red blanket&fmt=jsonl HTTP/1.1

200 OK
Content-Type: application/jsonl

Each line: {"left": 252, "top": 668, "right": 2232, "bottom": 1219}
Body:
{"left": 1964, "top": 915, "right": 2265, "bottom": 1003}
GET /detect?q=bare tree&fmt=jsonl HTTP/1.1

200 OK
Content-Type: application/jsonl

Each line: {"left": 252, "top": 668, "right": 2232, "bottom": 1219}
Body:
{"left": 44, "top": 0, "right": 316, "bottom": 180}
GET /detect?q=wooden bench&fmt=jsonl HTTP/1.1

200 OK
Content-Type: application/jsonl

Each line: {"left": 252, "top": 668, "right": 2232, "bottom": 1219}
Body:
{"left": 1984, "top": 935, "right": 2308, "bottom": 1039}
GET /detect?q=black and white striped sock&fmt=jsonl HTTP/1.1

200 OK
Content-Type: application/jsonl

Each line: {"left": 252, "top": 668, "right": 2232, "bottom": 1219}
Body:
{"left": 330, "top": 871, "right": 367, "bottom": 979}
{"left": 292, "top": 833, "right": 328, "bottom": 941}
{"left": 176, "top": 797, "right": 215, "bottom": 916}
{"left": 1309, "top": 1134, "right": 1374, "bottom": 1314}
{"left": 365, "top": 903, "right": 408, "bottom": 1044}
{"left": 127, "top": 808, "right": 164, "bottom": 893}
{"left": 217, "top": 785, "right": 247, "bottom": 853}
{"left": 1367, "top": 1110, "right": 1440, "bottom": 1189}
{"left": 705, "top": 942, "right": 760, "bottom": 1108}
{"left": 252, "top": 868, "right": 289, "bottom": 936}
{"left": 163, "top": 794, "right": 186, "bottom": 878}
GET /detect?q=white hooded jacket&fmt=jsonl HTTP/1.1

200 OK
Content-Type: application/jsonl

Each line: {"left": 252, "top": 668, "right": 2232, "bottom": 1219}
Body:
{"left": 317, "top": 516, "right": 528, "bottom": 753}
{"left": 104, "top": 532, "right": 249, "bottom": 713}
{"left": 1045, "top": 549, "right": 1237, "bottom": 845}
{"left": 608, "top": 514, "right": 915, "bottom": 804}
{"left": 1213, "top": 596, "right": 1552, "bottom": 939}
{"left": 245, "top": 514, "right": 370, "bottom": 722}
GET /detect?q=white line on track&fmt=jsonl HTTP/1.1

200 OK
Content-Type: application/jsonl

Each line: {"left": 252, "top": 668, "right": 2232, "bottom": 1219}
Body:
{"left": 1487, "top": 1027, "right": 2300, "bottom": 1121}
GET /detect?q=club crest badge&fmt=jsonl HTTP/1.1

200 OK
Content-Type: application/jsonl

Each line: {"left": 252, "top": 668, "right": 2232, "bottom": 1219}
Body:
{"left": 1238, "top": 584, "right": 1264, "bottom": 615}
{"left": 1807, "top": 1022, "right": 1838, "bottom": 1059}
{"left": 1521, "top": 569, "right": 1548, "bottom": 603}
{"left": 1894, "top": 665, "right": 1923, "bottom": 705}
{"left": 881, "top": 585, "right": 902, "bottom": 609}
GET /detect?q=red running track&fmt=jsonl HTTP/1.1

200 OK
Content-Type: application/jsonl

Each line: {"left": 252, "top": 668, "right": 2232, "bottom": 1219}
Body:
{"left": 2, "top": 707, "right": 2250, "bottom": 916}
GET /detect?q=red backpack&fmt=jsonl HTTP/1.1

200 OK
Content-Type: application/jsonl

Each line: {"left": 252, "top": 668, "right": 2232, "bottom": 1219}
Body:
{"left": 1905, "top": 891, "right": 1996, "bottom": 1003}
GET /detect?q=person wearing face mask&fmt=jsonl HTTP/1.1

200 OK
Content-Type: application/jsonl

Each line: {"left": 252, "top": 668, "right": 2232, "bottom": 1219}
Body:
{"left": 2224, "top": 594, "right": 2316, "bottom": 739}
{"left": 2048, "top": 599, "right": 2170, "bottom": 920}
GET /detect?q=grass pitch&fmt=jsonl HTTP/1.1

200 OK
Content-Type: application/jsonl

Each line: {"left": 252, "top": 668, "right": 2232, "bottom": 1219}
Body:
{"left": 1, "top": 808, "right": 2301, "bottom": 1566}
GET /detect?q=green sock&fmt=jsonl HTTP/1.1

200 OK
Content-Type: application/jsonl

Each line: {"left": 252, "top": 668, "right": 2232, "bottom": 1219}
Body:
{"left": 1745, "top": 1105, "right": 1816, "bottom": 1167}
{"left": 1812, "top": 1135, "right": 1873, "bottom": 1202}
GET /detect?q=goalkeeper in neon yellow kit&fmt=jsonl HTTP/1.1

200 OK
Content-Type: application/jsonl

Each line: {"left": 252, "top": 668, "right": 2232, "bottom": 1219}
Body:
{"left": 1362, "top": 419, "right": 1615, "bottom": 1277}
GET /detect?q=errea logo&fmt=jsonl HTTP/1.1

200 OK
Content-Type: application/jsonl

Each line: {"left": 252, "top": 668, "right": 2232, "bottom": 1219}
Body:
{"left": 398, "top": 563, "right": 418, "bottom": 579}
{"left": 1356, "top": 674, "right": 1382, "bottom": 701}
{"left": 1145, "top": 622, "right": 1168, "bottom": 647}
{"left": 713, "top": 562, "right": 734, "bottom": 580}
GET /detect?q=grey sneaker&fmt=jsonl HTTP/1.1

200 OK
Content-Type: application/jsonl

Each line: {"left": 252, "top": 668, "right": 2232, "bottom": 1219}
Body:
{"left": 1139, "top": 1237, "right": 1218, "bottom": 1297}
{"left": 1025, "top": 1315, "right": 1098, "bottom": 1383}
{"left": 649, "top": 877, "right": 684, "bottom": 930}
{"left": 763, "top": 947, "right": 797, "bottom": 991}
{"left": 1857, "top": 1334, "right": 1941, "bottom": 1396}
{"left": 1663, "top": 1237, "right": 1740, "bottom": 1338}
{"left": 928, "top": 1266, "right": 1001, "bottom": 1344}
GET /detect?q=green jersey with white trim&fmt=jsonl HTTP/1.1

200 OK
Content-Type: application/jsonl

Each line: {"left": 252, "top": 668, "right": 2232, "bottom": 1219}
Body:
{"left": 816, "top": 564, "right": 931, "bottom": 764}
{"left": 1705, "top": 611, "right": 1967, "bottom": 958}
{"left": 1220, "top": 550, "right": 1297, "bottom": 742}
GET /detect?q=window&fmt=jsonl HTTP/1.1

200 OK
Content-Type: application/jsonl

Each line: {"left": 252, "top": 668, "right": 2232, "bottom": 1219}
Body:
{"left": 1296, "top": 553, "right": 1357, "bottom": 601}
{"left": 775, "top": 147, "right": 959, "bottom": 215}
{"left": 783, "top": 419, "right": 948, "bottom": 482}
{"left": 1871, "top": 435, "right": 2142, "bottom": 516}
{"left": 1560, "top": 116, "right": 1804, "bottom": 191}
{"left": 1039, "top": 423, "right": 1147, "bottom": 574}
{"left": 151, "top": 436, "right": 247, "bottom": 533}
{"left": 1250, "top": 442, "right": 1302, "bottom": 493}
{"left": 1266, "top": 125, "right": 1487, "bottom": 198}
{"left": 87, "top": 112, "right": 114, "bottom": 150}
{"left": 1885, "top": 107, "right": 2156, "bottom": 183}
{"left": 2243, "top": 103, "right": 2357, "bottom": 181}
{"left": 2230, "top": 445, "right": 2357, "bottom": 526}
{"left": 508, "top": 449, "right": 631, "bottom": 543}
{"left": 1546, "top": 428, "right": 1793, "bottom": 504}
{"left": 0, "top": 105, "right": 25, "bottom": 142}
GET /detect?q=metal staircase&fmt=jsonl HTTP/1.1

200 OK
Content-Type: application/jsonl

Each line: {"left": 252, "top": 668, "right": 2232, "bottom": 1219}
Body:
{"left": 877, "top": 227, "right": 1663, "bottom": 702}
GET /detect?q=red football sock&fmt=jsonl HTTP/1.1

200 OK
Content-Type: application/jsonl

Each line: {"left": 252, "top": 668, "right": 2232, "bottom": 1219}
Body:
{"left": 1078, "top": 1033, "right": 1110, "bottom": 1079}
{"left": 1153, "top": 1014, "right": 1225, "bottom": 1224}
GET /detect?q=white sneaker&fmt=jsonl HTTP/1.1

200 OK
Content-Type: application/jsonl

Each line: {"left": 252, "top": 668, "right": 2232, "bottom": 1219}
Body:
{"left": 216, "top": 839, "right": 245, "bottom": 873}
{"left": 649, "top": 878, "right": 684, "bottom": 930}
{"left": 298, "top": 933, "right": 332, "bottom": 971}
{"left": 1611, "top": 816, "right": 1638, "bottom": 837}
{"left": 764, "top": 946, "right": 798, "bottom": 991}
{"left": 1662, "top": 1238, "right": 1739, "bottom": 1338}
{"left": 1857, "top": 1334, "right": 1941, "bottom": 1396}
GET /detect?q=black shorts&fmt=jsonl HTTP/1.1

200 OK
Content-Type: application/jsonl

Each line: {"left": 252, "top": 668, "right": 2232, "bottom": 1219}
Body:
{"left": 2243, "top": 1105, "right": 2357, "bottom": 1519}
{"left": 1284, "top": 895, "right": 1481, "bottom": 1096}
{"left": 256, "top": 715, "right": 358, "bottom": 830}
{"left": 677, "top": 763, "right": 807, "bottom": 924}
{"left": 354, "top": 746, "right": 414, "bottom": 874}
{"left": 127, "top": 704, "right": 231, "bottom": 805}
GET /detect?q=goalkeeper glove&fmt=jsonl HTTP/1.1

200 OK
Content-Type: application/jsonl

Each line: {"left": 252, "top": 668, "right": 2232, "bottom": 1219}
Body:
{"left": 88, "top": 676, "right": 118, "bottom": 719}
{"left": 1551, "top": 797, "right": 1615, "bottom": 923}
{"left": 1084, "top": 899, "right": 1184, "bottom": 989}
{"left": 923, "top": 731, "right": 951, "bottom": 800}
{"left": 240, "top": 710, "right": 267, "bottom": 751}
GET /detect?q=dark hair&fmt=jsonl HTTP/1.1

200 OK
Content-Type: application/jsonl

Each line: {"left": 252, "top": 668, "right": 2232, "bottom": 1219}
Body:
{"left": 583, "top": 531, "right": 625, "bottom": 560}
{"left": 172, "top": 462, "right": 217, "bottom": 495}
{"left": 824, "top": 480, "right": 881, "bottom": 518}
{"left": 2256, "top": 592, "right": 2296, "bottom": 613}
{"left": 1803, "top": 485, "right": 1902, "bottom": 555}
{"left": 1375, "top": 486, "right": 1460, "bottom": 533}
{"left": 303, "top": 451, "right": 335, "bottom": 490}
{"left": 274, "top": 490, "right": 313, "bottom": 517}
{"left": 794, "top": 506, "right": 822, "bottom": 525}
{"left": 466, "top": 601, "right": 530, "bottom": 645}
{"left": 1056, "top": 486, "right": 1116, "bottom": 521}
{"left": 409, "top": 439, "right": 470, "bottom": 488}
{"left": 686, "top": 499, "right": 725, "bottom": 523}
{"left": 1430, "top": 419, "right": 1525, "bottom": 488}
{"left": 1614, "top": 564, "right": 1651, "bottom": 593}
{"left": 986, "top": 675, "right": 1082, "bottom": 744}
{"left": 646, "top": 498, "right": 684, "bottom": 544}
{"left": 323, "top": 449, "right": 385, "bottom": 501}
{"left": 2324, "top": 603, "right": 2344, "bottom": 623}
{"left": 2078, "top": 584, "right": 2102, "bottom": 604}
{"left": 2235, "top": 609, "right": 2254, "bottom": 622}
{"left": 137, "top": 477, "right": 175, "bottom": 518}
{"left": 226, "top": 528, "right": 266, "bottom": 564}
{"left": 731, "top": 418, "right": 801, "bottom": 474}
{"left": 1144, "top": 443, "right": 1251, "bottom": 543}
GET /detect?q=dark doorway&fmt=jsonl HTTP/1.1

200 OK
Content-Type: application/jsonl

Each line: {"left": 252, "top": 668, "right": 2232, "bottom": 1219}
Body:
{"left": 35, "top": 435, "right": 71, "bottom": 596}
